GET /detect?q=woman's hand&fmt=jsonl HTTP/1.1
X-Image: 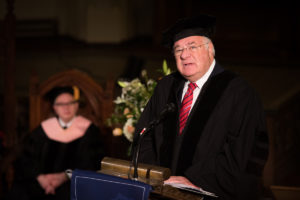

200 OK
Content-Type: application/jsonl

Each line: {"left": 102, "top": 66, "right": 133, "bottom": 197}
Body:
{"left": 47, "top": 172, "right": 68, "bottom": 189}
{"left": 37, "top": 172, "right": 68, "bottom": 195}
{"left": 37, "top": 174, "right": 55, "bottom": 195}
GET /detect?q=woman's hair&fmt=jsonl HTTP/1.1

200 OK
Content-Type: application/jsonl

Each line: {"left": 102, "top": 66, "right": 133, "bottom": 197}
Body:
{"left": 45, "top": 86, "right": 80, "bottom": 105}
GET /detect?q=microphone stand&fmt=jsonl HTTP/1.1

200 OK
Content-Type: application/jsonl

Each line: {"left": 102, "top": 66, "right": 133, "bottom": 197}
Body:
{"left": 131, "top": 103, "right": 175, "bottom": 181}
{"left": 132, "top": 122, "right": 155, "bottom": 180}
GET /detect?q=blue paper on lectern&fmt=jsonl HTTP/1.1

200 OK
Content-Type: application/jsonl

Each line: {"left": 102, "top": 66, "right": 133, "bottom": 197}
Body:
{"left": 71, "top": 169, "right": 152, "bottom": 200}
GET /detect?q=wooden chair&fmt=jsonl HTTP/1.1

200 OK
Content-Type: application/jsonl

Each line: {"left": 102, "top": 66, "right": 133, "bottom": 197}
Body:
{"left": 29, "top": 69, "right": 115, "bottom": 153}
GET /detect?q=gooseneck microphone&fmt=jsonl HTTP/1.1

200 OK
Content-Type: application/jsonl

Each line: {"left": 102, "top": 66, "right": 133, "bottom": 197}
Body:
{"left": 131, "top": 102, "right": 176, "bottom": 180}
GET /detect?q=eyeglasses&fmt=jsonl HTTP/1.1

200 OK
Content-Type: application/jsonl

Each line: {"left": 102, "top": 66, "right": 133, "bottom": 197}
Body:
{"left": 54, "top": 101, "right": 77, "bottom": 107}
{"left": 173, "top": 43, "right": 208, "bottom": 56}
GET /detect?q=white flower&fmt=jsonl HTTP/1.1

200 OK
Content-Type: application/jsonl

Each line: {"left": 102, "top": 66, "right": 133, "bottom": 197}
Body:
{"left": 123, "top": 118, "right": 135, "bottom": 142}
{"left": 114, "top": 97, "right": 125, "bottom": 104}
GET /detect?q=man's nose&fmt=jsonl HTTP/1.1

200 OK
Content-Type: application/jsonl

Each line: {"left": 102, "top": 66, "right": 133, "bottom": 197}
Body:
{"left": 180, "top": 48, "right": 191, "bottom": 58}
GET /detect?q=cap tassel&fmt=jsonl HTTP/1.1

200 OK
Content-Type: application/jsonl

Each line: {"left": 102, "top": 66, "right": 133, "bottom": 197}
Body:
{"left": 72, "top": 86, "right": 80, "bottom": 101}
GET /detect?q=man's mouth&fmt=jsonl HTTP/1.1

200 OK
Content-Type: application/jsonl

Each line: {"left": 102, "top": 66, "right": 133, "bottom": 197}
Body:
{"left": 183, "top": 63, "right": 193, "bottom": 67}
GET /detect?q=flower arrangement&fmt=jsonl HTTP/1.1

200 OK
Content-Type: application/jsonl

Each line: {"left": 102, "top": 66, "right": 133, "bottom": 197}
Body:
{"left": 107, "top": 60, "right": 171, "bottom": 144}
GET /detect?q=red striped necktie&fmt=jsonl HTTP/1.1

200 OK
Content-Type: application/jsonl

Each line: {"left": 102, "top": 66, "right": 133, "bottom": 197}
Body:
{"left": 179, "top": 82, "right": 197, "bottom": 135}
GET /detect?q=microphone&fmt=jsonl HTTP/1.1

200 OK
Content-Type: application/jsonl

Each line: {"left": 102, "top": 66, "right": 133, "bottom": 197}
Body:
{"left": 148, "top": 102, "right": 176, "bottom": 128}
{"left": 131, "top": 102, "right": 175, "bottom": 180}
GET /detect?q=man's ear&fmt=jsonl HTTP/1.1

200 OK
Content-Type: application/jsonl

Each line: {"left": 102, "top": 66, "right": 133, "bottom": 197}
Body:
{"left": 208, "top": 42, "right": 215, "bottom": 57}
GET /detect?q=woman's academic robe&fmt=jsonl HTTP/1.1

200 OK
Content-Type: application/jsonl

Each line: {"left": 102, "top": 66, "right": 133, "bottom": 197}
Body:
{"left": 7, "top": 116, "right": 104, "bottom": 200}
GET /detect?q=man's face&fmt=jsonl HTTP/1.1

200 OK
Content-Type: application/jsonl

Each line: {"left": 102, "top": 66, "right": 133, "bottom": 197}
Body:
{"left": 53, "top": 93, "right": 78, "bottom": 123}
{"left": 173, "top": 36, "right": 214, "bottom": 82}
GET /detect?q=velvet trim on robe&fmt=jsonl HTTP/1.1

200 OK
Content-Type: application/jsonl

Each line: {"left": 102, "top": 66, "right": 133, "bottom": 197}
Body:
{"left": 162, "top": 70, "right": 236, "bottom": 175}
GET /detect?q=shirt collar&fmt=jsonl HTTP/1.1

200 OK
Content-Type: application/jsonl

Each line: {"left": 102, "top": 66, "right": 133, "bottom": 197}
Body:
{"left": 186, "top": 59, "right": 215, "bottom": 88}
{"left": 58, "top": 117, "right": 75, "bottom": 128}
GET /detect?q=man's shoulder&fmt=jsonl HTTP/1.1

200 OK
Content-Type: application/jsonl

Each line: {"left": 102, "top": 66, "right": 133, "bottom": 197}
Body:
{"left": 206, "top": 63, "right": 260, "bottom": 102}
{"left": 216, "top": 69, "right": 260, "bottom": 102}
{"left": 225, "top": 71, "right": 255, "bottom": 92}
{"left": 212, "top": 63, "right": 253, "bottom": 91}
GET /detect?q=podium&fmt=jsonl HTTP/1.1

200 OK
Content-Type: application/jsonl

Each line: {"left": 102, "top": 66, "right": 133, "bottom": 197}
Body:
{"left": 70, "top": 157, "right": 204, "bottom": 200}
{"left": 98, "top": 157, "right": 204, "bottom": 200}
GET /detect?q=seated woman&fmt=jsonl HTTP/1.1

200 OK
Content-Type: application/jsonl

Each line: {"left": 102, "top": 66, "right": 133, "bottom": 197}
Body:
{"left": 6, "top": 86, "right": 105, "bottom": 200}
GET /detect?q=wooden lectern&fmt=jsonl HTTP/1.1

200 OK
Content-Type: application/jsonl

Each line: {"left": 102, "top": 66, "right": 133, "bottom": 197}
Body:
{"left": 99, "top": 157, "right": 204, "bottom": 200}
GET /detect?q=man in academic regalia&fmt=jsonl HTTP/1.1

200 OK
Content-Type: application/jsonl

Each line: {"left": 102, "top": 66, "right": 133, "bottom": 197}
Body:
{"left": 5, "top": 86, "right": 105, "bottom": 200}
{"left": 133, "top": 15, "right": 269, "bottom": 199}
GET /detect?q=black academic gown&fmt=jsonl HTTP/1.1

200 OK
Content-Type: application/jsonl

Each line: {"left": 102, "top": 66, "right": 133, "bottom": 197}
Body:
{"left": 6, "top": 123, "right": 104, "bottom": 200}
{"left": 134, "top": 62, "right": 269, "bottom": 200}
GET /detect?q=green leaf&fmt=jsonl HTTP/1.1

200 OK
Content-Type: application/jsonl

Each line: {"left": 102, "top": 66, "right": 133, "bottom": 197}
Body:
{"left": 162, "top": 59, "right": 172, "bottom": 75}
{"left": 162, "top": 59, "right": 168, "bottom": 74}
{"left": 166, "top": 68, "right": 171, "bottom": 75}
{"left": 118, "top": 81, "right": 127, "bottom": 88}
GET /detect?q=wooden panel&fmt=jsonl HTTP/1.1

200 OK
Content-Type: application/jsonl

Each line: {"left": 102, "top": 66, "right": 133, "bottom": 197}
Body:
{"left": 270, "top": 185, "right": 300, "bottom": 200}
{"left": 264, "top": 92, "right": 300, "bottom": 187}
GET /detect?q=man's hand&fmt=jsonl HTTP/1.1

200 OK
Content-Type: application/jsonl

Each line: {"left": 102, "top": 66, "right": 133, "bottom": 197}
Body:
{"left": 164, "top": 176, "right": 200, "bottom": 189}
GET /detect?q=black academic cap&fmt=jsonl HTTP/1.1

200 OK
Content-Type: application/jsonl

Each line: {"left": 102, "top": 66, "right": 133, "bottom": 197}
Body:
{"left": 162, "top": 14, "right": 216, "bottom": 48}
{"left": 45, "top": 86, "right": 75, "bottom": 105}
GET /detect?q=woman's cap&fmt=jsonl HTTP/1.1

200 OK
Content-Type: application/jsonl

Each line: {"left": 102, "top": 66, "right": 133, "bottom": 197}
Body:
{"left": 45, "top": 86, "right": 80, "bottom": 104}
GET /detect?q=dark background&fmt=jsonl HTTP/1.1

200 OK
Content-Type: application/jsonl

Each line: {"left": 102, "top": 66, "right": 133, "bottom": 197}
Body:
{"left": 0, "top": 0, "right": 300, "bottom": 198}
